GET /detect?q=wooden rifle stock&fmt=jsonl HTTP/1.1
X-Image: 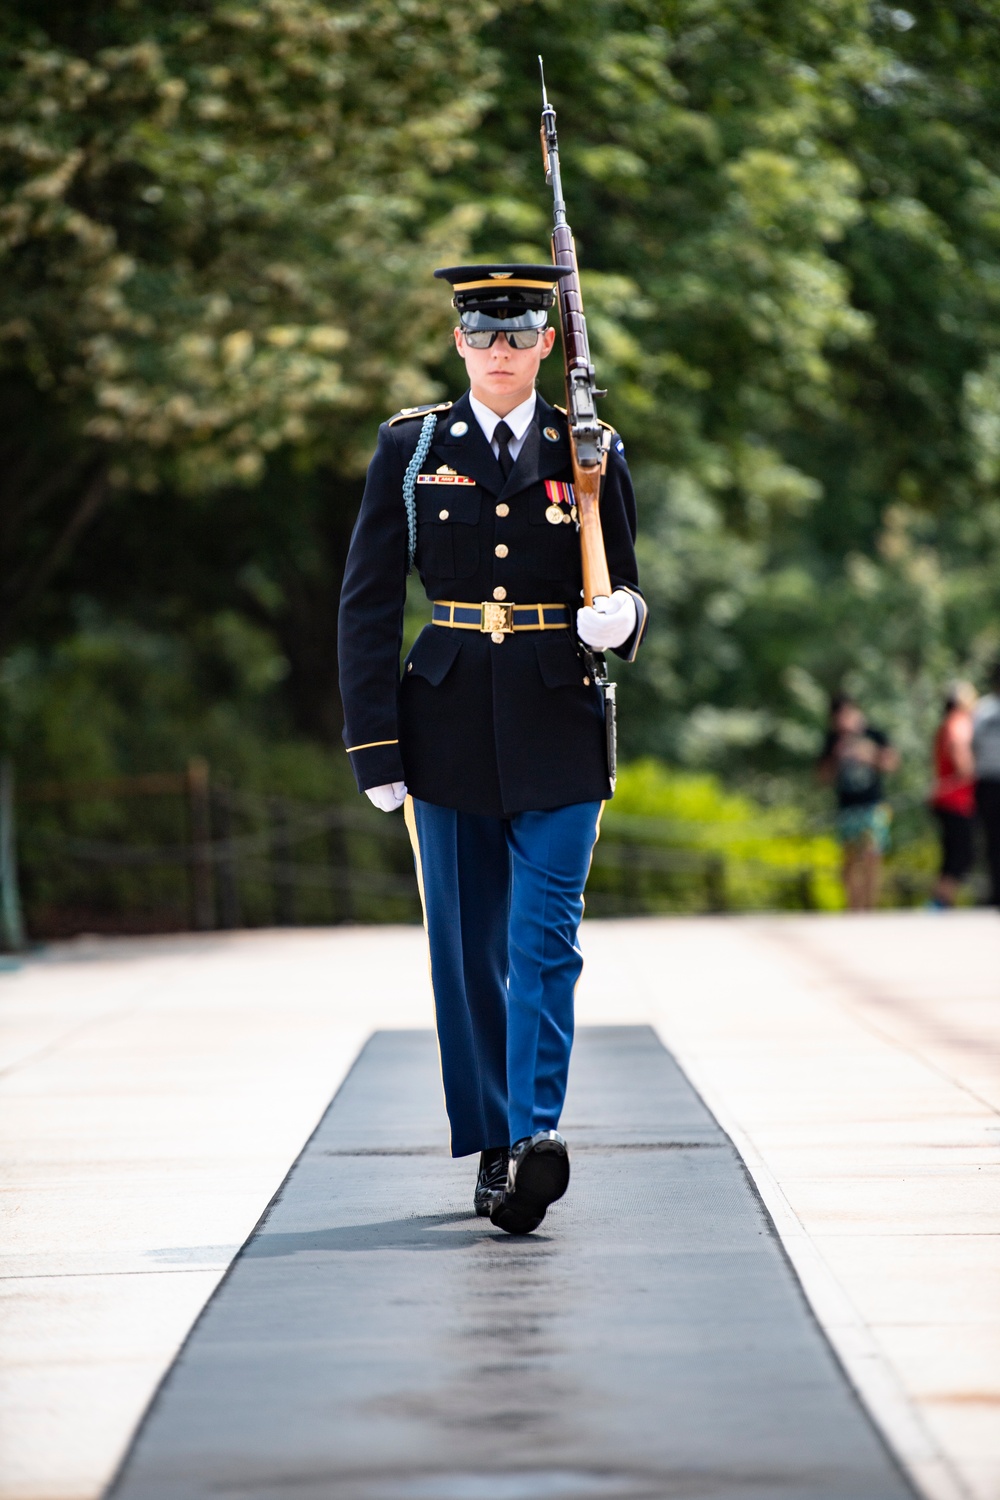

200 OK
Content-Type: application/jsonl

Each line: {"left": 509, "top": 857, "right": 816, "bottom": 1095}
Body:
{"left": 540, "top": 72, "right": 611, "bottom": 606}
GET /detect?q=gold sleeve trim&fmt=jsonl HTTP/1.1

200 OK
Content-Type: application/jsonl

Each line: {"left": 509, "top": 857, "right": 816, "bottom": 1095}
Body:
{"left": 346, "top": 739, "right": 399, "bottom": 753}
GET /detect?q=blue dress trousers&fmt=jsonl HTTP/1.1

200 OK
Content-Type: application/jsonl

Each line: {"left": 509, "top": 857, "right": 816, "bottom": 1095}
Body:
{"left": 407, "top": 797, "right": 602, "bottom": 1156}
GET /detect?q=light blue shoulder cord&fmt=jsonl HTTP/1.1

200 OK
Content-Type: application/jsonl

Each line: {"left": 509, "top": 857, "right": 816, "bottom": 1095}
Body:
{"left": 402, "top": 412, "right": 438, "bottom": 572}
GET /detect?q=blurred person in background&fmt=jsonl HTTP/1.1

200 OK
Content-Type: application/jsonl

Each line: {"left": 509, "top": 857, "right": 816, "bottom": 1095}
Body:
{"left": 929, "top": 682, "right": 977, "bottom": 909}
{"left": 972, "top": 661, "right": 1000, "bottom": 909}
{"left": 819, "top": 693, "right": 900, "bottom": 911}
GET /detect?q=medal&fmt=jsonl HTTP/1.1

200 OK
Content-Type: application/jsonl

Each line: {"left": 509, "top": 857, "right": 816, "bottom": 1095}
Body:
{"left": 543, "top": 479, "right": 575, "bottom": 526}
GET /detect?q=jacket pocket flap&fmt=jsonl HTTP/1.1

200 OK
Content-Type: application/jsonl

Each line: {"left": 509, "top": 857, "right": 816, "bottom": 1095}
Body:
{"left": 405, "top": 625, "right": 463, "bottom": 686}
{"left": 528, "top": 492, "right": 553, "bottom": 525}
{"left": 534, "top": 635, "right": 586, "bottom": 689}
{"left": 416, "top": 489, "right": 480, "bottom": 525}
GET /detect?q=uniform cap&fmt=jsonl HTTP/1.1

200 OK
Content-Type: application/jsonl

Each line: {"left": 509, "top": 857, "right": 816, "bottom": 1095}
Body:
{"left": 434, "top": 263, "right": 570, "bottom": 331}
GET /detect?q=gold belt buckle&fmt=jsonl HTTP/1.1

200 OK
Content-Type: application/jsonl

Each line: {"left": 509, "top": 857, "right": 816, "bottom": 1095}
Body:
{"left": 480, "top": 601, "right": 514, "bottom": 634}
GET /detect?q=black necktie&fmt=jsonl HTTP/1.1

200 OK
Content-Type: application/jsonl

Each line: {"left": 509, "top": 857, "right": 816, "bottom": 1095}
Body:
{"left": 494, "top": 419, "right": 514, "bottom": 479}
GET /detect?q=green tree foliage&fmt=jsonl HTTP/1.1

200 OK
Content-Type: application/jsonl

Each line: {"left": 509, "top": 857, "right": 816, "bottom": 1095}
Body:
{"left": 3, "top": 0, "right": 1000, "bottom": 824}
{"left": 469, "top": 1, "right": 872, "bottom": 459}
{"left": 0, "top": 0, "right": 492, "bottom": 645}
{"left": 461, "top": 0, "right": 1000, "bottom": 789}
{"left": 606, "top": 757, "right": 845, "bottom": 911}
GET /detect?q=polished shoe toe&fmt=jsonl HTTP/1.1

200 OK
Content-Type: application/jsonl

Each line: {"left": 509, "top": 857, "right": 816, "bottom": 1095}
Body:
{"left": 474, "top": 1146, "right": 509, "bottom": 1217}
{"left": 490, "top": 1130, "right": 569, "bottom": 1236}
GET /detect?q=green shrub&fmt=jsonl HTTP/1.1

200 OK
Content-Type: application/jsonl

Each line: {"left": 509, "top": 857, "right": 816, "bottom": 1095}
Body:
{"left": 600, "top": 759, "right": 845, "bottom": 912}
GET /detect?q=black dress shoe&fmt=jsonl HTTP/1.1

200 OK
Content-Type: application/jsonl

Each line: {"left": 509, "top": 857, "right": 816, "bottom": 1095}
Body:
{"left": 474, "top": 1146, "right": 509, "bottom": 1217}
{"left": 490, "top": 1130, "right": 570, "bottom": 1236}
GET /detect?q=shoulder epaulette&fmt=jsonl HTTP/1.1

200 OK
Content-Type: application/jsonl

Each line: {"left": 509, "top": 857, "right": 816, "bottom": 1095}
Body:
{"left": 388, "top": 401, "right": 453, "bottom": 427}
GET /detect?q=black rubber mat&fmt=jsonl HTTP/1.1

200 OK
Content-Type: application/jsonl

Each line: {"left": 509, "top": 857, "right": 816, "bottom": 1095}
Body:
{"left": 109, "top": 1027, "right": 916, "bottom": 1500}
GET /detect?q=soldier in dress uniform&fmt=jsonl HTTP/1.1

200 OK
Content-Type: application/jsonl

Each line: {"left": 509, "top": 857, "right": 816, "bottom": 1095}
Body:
{"left": 338, "top": 264, "right": 648, "bottom": 1234}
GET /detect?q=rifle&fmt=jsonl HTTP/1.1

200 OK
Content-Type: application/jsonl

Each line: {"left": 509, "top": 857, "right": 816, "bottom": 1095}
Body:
{"left": 539, "top": 58, "right": 612, "bottom": 609}
{"left": 539, "top": 60, "right": 618, "bottom": 789}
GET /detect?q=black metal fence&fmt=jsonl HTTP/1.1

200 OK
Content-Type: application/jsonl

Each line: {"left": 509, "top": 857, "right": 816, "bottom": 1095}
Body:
{"left": 0, "top": 758, "right": 939, "bottom": 947}
{"left": 11, "top": 762, "right": 421, "bottom": 937}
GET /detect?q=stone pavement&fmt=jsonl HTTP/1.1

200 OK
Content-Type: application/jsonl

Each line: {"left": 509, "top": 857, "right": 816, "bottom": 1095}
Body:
{"left": 0, "top": 913, "right": 997, "bottom": 1500}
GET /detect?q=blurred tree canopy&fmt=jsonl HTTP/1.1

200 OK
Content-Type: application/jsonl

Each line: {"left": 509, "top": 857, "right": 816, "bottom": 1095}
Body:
{"left": 461, "top": 0, "right": 1000, "bottom": 782}
{"left": 0, "top": 0, "right": 491, "bottom": 650}
{"left": 2, "top": 0, "right": 1000, "bottom": 805}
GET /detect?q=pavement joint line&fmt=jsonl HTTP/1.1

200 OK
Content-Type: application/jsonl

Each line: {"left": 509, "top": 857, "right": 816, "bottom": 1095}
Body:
{"left": 755, "top": 924, "right": 1000, "bottom": 1121}
{"left": 315, "top": 1140, "right": 726, "bottom": 1156}
{"left": 660, "top": 1029, "right": 974, "bottom": 1500}
{"left": 0, "top": 1268, "right": 232, "bottom": 1281}
{"left": 0, "top": 968, "right": 188, "bottom": 1083}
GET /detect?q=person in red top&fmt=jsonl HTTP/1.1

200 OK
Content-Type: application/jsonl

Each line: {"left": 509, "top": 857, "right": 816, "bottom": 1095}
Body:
{"left": 930, "top": 682, "right": 977, "bottom": 908}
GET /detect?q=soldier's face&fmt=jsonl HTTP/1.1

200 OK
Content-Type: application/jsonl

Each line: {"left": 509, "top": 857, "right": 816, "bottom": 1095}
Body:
{"left": 454, "top": 325, "right": 556, "bottom": 413}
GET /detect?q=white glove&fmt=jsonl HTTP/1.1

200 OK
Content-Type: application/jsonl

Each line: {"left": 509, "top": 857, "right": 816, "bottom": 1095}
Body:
{"left": 366, "top": 781, "right": 407, "bottom": 812}
{"left": 576, "top": 590, "right": 637, "bottom": 651}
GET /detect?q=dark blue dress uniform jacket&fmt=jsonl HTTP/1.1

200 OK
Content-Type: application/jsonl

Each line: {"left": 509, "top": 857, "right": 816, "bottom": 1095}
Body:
{"left": 337, "top": 389, "right": 648, "bottom": 818}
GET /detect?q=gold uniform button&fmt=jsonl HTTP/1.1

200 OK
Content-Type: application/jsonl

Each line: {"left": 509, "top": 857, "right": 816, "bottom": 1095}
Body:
{"left": 495, "top": 503, "right": 509, "bottom": 517}
{"left": 491, "top": 631, "right": 505, "bottom": 644}
{"left": 438, "top": 508, "right": 449, "bottom": 520}
{"left": 583, "top": 675, "right": 590, "bottom": 686}
{"left": 493, "top": 586, "right": 507, "bottom": 601}
{"left": 494, "top": 543, "right": 508, "bottom": 558}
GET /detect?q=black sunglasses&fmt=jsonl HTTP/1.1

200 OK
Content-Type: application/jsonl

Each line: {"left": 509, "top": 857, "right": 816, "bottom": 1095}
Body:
{"left": 461, "top": 328, "right": 543, "bottom": 350}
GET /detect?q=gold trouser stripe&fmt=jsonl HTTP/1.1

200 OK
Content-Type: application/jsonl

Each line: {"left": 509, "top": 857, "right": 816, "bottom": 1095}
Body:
{"left": 403, "top": 795, "right": 428, "bottom": 929}
{"left": 345, "top": 738, "right": 399, "bottom": 754}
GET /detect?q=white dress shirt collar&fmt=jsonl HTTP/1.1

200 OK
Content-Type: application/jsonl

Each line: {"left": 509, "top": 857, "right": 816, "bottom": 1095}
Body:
{"left": 469, "top": 390, "right": 537, "bottom": 461}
